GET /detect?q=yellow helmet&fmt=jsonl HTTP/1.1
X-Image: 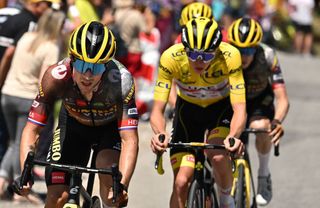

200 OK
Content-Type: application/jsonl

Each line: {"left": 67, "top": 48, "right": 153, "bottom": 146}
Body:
{"left": 228, "top": 17, "right": 263, "bottom": 48}
{"left": 179, "top": 2, "right": 213, "bottom": 26}
{"left": 182, "top": 17, "right": 222, "bottom": 52}
{"left": 69, "top": 21, "right": 116, "bottom": 64}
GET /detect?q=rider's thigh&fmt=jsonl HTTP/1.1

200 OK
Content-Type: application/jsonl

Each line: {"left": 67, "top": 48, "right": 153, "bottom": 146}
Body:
{"left": 46, "top": 185, "right": 69, "bottom": 208}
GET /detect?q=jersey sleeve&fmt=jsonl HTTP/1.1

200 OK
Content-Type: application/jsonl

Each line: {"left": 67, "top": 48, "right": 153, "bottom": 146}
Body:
{"left": 266, "top": 48, "right": 285, "bottom": 89}
{"left": 28, "top": 60, "right": 70, "bottom": 126}
{"left": 225, "top": 47, "right": 246, "bottom": 104}
{"left": 153, "top": 50, "right": 174, "bottom": 102}
{"left": 118, "top": 68, "right": 139, "bottom": 131}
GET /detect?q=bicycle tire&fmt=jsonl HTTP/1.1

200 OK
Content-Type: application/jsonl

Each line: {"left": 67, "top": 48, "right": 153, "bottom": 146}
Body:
{"left": 234, "top": 164, "right": 246, "bottom": 208}
{"left": 90, "top": 196, "right": 103, "bottom": 208}
{"left": 187, "top": 180, "right": 205, "bottom": 208}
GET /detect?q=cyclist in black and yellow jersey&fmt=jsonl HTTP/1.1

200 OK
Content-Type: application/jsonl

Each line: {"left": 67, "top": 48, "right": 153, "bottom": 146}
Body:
{"left": 228, "top": 17, "right": 290, "bottom": 206}
{"left": 150, "top": 17, "right": 246, "bottom": 208}
{"left": 16, "top": 21, "right": 139, "bottom": 207}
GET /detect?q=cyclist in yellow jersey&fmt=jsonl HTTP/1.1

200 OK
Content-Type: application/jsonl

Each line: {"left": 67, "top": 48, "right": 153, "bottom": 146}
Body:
{"left": 150, "top": 17, "right": 247, "bottom": 208}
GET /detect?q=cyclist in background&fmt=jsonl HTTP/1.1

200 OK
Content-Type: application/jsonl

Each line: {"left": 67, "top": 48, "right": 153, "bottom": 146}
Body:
{"left": 150, "top": 17, "right": 246, "bottom": 208}
{"left": 16, "top": 21, "right": 139, "bottom": 208}
{"left": 228, "top": 17, "right": 290, "bottom": 206}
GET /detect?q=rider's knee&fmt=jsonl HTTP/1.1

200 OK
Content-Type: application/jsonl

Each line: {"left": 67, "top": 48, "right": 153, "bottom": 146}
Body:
{"left": 250, "top": 119, "right": 270, "bottom": 129}
{"left": 211, "top": 154, "right": 228, "bottom": 169}
{"left": 46, "top": 191, "right": 68, "bottom": 207}
{"left": 174, "top": 174, "right": 190, "bottom": 191}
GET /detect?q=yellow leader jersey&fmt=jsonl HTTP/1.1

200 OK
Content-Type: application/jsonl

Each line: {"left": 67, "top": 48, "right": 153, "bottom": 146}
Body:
{"left": 154, "top": 42, "right": 246, "bottom": 107}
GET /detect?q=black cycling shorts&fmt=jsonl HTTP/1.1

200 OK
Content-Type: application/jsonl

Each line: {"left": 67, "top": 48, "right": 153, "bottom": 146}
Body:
{"left": 246, "top": 87, "right": 275, "bottom": 122}
{"left": 45, "top": 106, "right": 121, "bottom": 186}
{"left": 170, "top": 96, "right": 233, "bottom": 156}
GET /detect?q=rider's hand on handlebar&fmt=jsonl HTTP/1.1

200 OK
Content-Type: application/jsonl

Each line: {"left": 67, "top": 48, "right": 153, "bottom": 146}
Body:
{"left": 151, "top": 133, "right": 169, "bottom": 154}
{"left": 108, "top": 185, "right": 128, "bottom": 207}
{"left": 224, "top": 136, "right": 244, "bottom": 157}
{"left": 11, "top": 175, "right": 34, "bottom": 196}
{"left": 269, "top": 119, "right": 284, "bottom": 145}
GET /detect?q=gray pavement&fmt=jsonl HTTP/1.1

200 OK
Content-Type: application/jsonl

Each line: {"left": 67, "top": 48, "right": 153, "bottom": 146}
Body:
{"left": 1, "top": 51, "right": 319, "bottom": 208}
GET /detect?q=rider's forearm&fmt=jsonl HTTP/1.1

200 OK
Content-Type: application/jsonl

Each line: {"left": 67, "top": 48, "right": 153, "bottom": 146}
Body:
{"left": 229, "top": 102, "right": 247, "bottom": 138}
{"left": 274, "top": 88, "right": 290, "bottom": 122}
{"left": 20, "top": 123, "right": 41, "bottom": 170}
{"left": 150, "top": 109, "right": 166, "bottom": 134}
{"left": 119, "top": 130, "right": 139, "bottom": 188}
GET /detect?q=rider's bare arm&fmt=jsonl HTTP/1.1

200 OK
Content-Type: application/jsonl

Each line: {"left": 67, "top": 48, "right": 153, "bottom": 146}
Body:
{"left": 273, "top": 86, "right": 290, "bottom": 122}
{"left": 20, "top": 122, "right": 43, "bottom": 171}
{"left": 150, "top": 100, "right": 167, "bottom": 135}
{"left": 119, "top": 129, "right": 139, "bottom": 188}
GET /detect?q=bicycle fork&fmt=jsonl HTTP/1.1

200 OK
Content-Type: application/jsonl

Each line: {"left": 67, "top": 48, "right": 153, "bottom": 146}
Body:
{"left": 63, "top": 171, "right": 91, "bottom": 208}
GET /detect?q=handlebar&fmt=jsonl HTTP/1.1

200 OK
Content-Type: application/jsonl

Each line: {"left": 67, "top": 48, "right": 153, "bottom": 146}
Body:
{"left": 12, "top": 151, "right": 122, "bottom": 203}
{"left": 154, "top": 134, "right": 235, "bottom": 174}
{"left": 244, "top": 128, "right": 279, "bottom": 157}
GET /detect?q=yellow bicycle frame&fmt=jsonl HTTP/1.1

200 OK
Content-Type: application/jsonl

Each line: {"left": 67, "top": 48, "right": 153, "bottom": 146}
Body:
{"left": 231, "top": 158, "right": 251, "bottom": 208}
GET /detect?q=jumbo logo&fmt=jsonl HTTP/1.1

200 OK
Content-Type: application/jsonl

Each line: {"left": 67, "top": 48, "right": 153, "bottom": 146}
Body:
{"left": 51, "top": 129, "right": 61, "bottom": 161}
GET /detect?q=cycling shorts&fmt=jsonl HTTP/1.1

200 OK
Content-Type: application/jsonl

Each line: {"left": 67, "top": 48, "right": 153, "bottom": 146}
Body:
{"left": 246, "top": 87, "right": 274, "bottom": 122}
{"left": 170, "top": 96, "right": 233, "bottom": 157}
{"left": 241, "top": 87, "right": 275, "bottom": 144}
{"left": 45, "top": 106, "right": 121, "bottom": 186}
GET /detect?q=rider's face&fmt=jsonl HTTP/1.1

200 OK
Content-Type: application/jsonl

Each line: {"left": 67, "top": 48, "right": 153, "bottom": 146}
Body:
{"left": 237, "top": 47, "right": 256, "bottom": 69}
{"left": 186, "top": 50, "right": 215, "bottom": 74}
{"left": 241, "top": 54, "right": 255, "bottom": 69}
{"left": 72, "top": 59, "right": 105, "bottom": 93}
{"left": 73, "top": 69, "right": 102, "bottom": 93}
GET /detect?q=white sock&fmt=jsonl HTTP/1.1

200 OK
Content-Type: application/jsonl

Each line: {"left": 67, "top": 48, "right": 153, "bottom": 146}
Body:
{"left": 219, "top": 187, "right": 235, "bottom": 208}
{"left": 258, "top": 152, "right": 270, "bottom": 176}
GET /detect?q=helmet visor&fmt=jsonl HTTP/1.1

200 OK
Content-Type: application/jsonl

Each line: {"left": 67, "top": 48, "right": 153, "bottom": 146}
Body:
{"left": 73, "top": 59, "right": 105, "bottom": 75}
{"left": 238, "top": 47, "right": 256, "bottom": 56}
{"left": 187, "top": 51, "right": 215, "bottom": 63}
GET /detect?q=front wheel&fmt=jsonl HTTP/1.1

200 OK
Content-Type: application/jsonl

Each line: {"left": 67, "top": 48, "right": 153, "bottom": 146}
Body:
{"left": 90, "top": 196, "right": 103, "bottom": 208}
{"left": 234, "top": 164, "right": 246, "bottom": 208}
{"left": 187, "top": 180, "right": 205, "bottom": 208}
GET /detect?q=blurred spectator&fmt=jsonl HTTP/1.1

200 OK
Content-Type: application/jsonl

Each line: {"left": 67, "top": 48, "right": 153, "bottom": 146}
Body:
{"left": 136, "top": 4, "right": 161, "bottom": 119}
{"left": 0, "top": 8, "right": 65, "bottom": 202}
{"left": 288, "top": 0, "right": 315, "bottom": 56}
{"left": 113, "top": 0, "right": 146, "bottom": 77}
{"left": 0, "top": 0, "right": 55, "bottom": 164}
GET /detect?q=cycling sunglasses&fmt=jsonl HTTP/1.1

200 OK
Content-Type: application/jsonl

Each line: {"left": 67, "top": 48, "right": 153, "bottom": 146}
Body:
{"left": 186, "top": 51, "right": 215, "bottom": 63}
{"left": 73, "top": 59, "right": 105, "bottom": 75}
{"left": 238, "top": 47, "right": 256, "bottom": 56}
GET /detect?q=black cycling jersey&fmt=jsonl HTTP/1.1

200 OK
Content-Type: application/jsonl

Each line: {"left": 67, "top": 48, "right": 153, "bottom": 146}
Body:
{"left": 243, "top": 43, "right": 285, "bottom": 100}
{"left": 28, "top": 58, "right": 139, "bottom": 129}
{"left": 0, "top": 8, "right": 37, "bottom": 59}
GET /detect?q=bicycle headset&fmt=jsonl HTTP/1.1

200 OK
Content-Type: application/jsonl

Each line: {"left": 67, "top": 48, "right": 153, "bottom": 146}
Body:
{"left": 228, "top": 17, "right": 263, "bottom": 48}
{"left": 179, "top": 2, "right": 213, "bottom": 26}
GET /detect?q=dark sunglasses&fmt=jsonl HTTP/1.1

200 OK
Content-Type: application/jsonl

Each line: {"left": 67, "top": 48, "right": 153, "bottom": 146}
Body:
{"left": 238, "top": 47, "right": 256, "bottom": 56}
{"left": 186, "top": 51, "right": 215, "bottom": 63}
{"left": 73, "top": 59, "right": 105, "bottom": 75}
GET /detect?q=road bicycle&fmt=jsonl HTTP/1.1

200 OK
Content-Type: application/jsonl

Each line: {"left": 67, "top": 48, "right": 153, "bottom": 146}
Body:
{"left": 154, "top": 135, "right": 234, "bottom": 208}
{"left": 231, "top": 128, "right": 279, "bottom": 208}
{"left": 11, "top": 150, "right": 123, "bottom": 208}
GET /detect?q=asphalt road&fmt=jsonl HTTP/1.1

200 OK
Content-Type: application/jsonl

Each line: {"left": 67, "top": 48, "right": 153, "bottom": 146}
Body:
{"left": 1, "top": 51, "right": 319, "bottom": 208}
